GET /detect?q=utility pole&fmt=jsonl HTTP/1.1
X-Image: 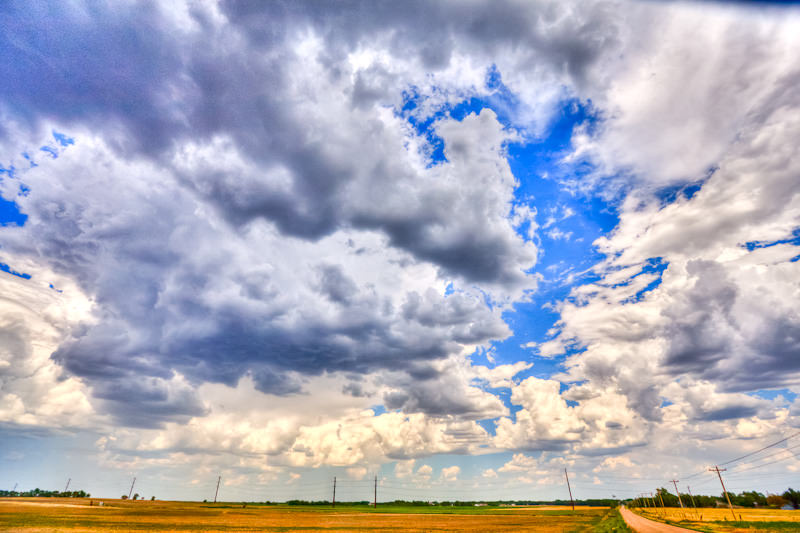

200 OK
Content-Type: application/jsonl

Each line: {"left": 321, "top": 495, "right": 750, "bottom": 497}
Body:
{"left": 650, "top": 492, "right": 657, "bottom": 513}
{"left": 670, "top": 479, "right": 685, "bottom": 519}
{"left": 12, "top": 483, "right": 18, "bottom": 492}
{"left": 373, "top": 475, "right": 377, "bottom": 508}
{"left": 687, "top": 485, "right": 698, "bottom": 518}
{"left": 670, "top": 480, "right": 685, "bottom": 509}
{"left": 214, "top": 476, "right": 221, "bottom": 503}
{"left": 64, "top": 478, "right": 71, "bottom": 493}
{"left": 709, "top": 466, "right": 736, "bottom": 521}
{"left": 332, "top": 477, "right": 336, "bottom": 508}
{"left": 657, "top": 489, "right": 666, "bottom": 516}
{"left": 128, "top": 477, "right": 136, "bottom": 500}
{"left": 564, "top": 468, "right": 575, "bottom": 510}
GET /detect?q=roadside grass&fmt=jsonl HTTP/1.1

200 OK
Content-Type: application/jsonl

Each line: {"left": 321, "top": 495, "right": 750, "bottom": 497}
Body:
{"left": 588, "top": 507, "right": 632, "bottom": 533}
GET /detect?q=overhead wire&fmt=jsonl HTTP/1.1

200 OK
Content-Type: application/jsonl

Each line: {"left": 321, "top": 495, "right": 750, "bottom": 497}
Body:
{"left": 719, "top": 430, "right": 800, "bottom": 467}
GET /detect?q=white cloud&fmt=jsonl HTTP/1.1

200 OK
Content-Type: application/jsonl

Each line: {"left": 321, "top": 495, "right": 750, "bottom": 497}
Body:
{"left": 0, "top": 0, "right": 798, "bottom": 499}
{"left": 441, "top": 465, "right": 460, "bottom": 481}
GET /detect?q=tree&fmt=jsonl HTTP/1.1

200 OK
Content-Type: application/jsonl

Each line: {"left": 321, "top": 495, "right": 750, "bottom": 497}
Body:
{"left": 151, "top": 496, "right": 155, "bottom": 501}
{"left": 767, "top": 494, "right": 787, "bottom": 507}
{"left": 782, "top": 488, "right": 799, "bottom": 509}
{"left": 121, "top": 495, "right": 128, "bottom": 500}
{"left": 133, "top": 493, "right": 139, "bottom": 501}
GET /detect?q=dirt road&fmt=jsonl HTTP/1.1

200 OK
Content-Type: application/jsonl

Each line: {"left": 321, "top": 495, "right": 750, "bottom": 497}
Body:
{"left": 619, "top": 506, "right": 696, "bottom": 533}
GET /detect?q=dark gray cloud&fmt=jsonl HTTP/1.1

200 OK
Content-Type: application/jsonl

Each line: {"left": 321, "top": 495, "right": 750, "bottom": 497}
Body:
{"left": 661, "top": 260, "right": 739, "bottom": 373}
{"left": 0, "top": 0, "right": 621, "bottom": 280}
{"left": 0, "top": 0, "right": 627, "bottom": 428}
{"left": 660, "top": 259, "right": 800, "bottom": 392}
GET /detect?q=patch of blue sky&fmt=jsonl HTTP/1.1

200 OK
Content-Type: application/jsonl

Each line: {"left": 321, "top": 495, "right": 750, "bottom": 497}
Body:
{"left": 401, "top": 68, "right": 620, "bottom": 402}
{"left": 747, "top": 388, "right": 797, "bottom": 403}
{"left": 40, "top": 145, "right": 59, "bottom": 158}
{"left": 21, "top": 152, "right": 37, "bottom": 168}
{"left": 655, "top": 166, "right": 715, "bottom": 207}
{"left": 398, "top": 86, "right": 447, "bottom": 165}
{"left": 742, "top": 227, "right": 800, "bottom": 251}
{"left": 0, "top": 196, "right": 27, "bottom": 226}
{"left": 0, "top": 163, "right": 17, "bottom": 179}
{"left": 53, "top": 130, "right": 75, "bottom": 147}
{"left": 0, "top": 262, "right": 31, "bottom": 279}
{"left": 619, "top": 257, "right": 669, "bottom": 303}
{"left": 397, "top": 67, "right": 523, "bottom": 167}
{"left": 443, "top": 281, "right": 455, "bottom": 296}
{"left": 480, "top": 97, "right": 618, "bottom": 377}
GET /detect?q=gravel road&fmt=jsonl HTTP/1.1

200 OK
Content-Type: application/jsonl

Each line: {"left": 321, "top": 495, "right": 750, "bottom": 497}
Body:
{"left": 619, "top": 506, "right": 697, "bottom": 533}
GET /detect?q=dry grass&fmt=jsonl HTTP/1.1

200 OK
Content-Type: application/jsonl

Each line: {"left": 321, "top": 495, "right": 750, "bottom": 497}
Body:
{"left": 0, "top": 498, "right": 610, "bottom": 532}
{"left": 633, "top": 506, "right": 800, "bottom": 532}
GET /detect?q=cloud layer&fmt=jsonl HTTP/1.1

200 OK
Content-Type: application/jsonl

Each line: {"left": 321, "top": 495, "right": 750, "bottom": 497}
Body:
{"left": 1, "top": 0, "right": 799, "bottom": 498}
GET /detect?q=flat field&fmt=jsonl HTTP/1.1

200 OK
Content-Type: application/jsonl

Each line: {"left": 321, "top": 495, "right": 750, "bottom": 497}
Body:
{"left": 633, "top": 506, "right": 800, "bottom": 532}
{"left": 0, "top": 498, "right": 618, "bottom": 532}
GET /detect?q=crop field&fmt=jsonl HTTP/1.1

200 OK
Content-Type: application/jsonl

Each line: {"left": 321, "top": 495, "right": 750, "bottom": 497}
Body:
{"left": 633, "top": 506, "right": 800, "bottom": 532}
{"left": 0, "top": 498, "right": 621, "bottom": 532}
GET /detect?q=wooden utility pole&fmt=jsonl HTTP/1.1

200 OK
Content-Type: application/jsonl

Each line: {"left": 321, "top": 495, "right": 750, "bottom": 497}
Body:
{"left": 670, "top": 480, "right": 685, "bottom": 509}
{"left": 128, "top": 477, "right": 136, "bottom": 500}
{"left": 687, "top": 485, "right": 699, "bottom": 518}
{"left": 214, "top": 476, "right": 221, "bottom": 503}
{"left": 709, "top": 466, "right": 736, "bottom": 521}
{"left": 649, "top": 492, "right": 657, "bottom": 513}
{"left": 657, "top": 489, "right": 666, "bottom": 516}
{"left": 373, "top": 475, "right": 377, "bottom": 508}
{"left": 670, "top": 479, "right": 686, "bottom": 519}
{"left": 12, "top": 483, "right": 17, "bottom": 492}
{"left": 64, "top": 478, "right": 71, "bottom": 493}
{"left": 564, "top": 469, "right": 575, "bottom": 510}
{"left": 332, "top": 477, "right": 336, "bottom": 508}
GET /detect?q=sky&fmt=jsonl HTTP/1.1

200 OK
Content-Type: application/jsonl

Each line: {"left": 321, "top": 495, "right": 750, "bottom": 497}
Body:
{"left": 1, "top": 0, "right": 799, "bottom": 503}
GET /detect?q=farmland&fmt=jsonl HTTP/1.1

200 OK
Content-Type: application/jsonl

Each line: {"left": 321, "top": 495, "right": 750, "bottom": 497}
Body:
{"left": 0, "top": 498, "right": 622, "bottom": 532}
{"left": 632, "top": 506, "right": 800, "bottom": 532}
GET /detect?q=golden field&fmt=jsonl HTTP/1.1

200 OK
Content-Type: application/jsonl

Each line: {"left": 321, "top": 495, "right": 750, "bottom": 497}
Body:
{"left": 0, "top": 498, "right": 619, "bottom": 532}
{"left": 633, "top": 506, "right": 800, "bottom": 532}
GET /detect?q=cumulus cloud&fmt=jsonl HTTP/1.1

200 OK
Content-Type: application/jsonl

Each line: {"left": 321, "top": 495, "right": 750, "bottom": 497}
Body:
{"left": 1, "top": 0, "right": 799, "bottom": 494}
{"left": 441, "top": 465, "right": 460, "bottom": 481}
{"left": 0, "top": 124, "right": 525, "bottom": 426}
{"left": 0, "top": 265, "right": 95, "bottom": 429}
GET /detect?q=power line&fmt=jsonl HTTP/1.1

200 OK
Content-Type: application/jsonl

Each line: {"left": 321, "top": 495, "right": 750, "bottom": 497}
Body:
{"left": 728, "top": 442, "right": 800, "bottom": 472}
{"left": 719, "top": 430, "right": 800, "bottom": 466}
{"left": 728, "top": 448, "right": 800, "bottom": 474}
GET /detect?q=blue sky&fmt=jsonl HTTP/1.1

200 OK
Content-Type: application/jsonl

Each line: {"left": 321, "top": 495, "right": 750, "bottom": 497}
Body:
{"left": 1, "top": 0, "right": 800, "bottom": 503}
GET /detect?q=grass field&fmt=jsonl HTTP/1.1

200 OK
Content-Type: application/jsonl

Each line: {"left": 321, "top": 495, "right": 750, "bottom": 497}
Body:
{"left": 0, "top": 498, "right": 624, "bottom": 532}
{"left": 633, "top": 506, "right": 800, "bottom": 532}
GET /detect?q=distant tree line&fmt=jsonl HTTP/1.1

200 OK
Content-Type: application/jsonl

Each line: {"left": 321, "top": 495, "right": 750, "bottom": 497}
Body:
{"left": 0, "top": 488, "right": 89, "bottom": 498}
{"left": 258, "top": 498, "right": 620, "bottom": 507}
{"left": 634, "top": 487, "right": 799, "bottom": 509}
